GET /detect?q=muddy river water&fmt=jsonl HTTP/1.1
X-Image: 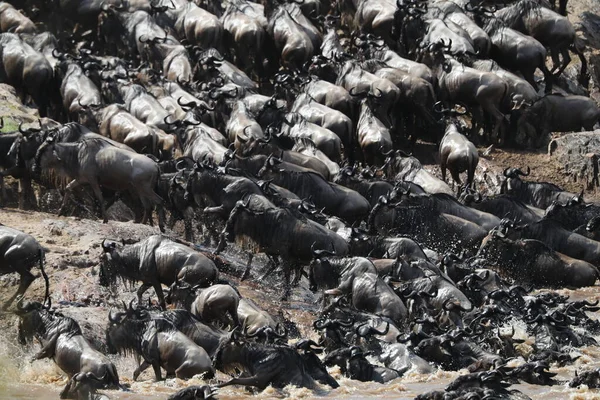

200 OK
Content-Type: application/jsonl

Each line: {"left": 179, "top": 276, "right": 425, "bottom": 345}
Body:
{"left": 2, "top": 285, "right": 600, "bottom": 399}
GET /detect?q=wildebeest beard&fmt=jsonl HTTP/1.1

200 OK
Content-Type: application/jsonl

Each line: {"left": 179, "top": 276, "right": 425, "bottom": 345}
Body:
{"left": 99, "top": 245, "right": 141, "bottom": 290}
{"left": 106, "top": 318, "right": 148, "bottom": 357}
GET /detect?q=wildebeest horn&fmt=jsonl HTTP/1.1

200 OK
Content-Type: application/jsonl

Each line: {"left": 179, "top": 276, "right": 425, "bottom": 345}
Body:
{"left": 108, "top": 308, "right": 123, "bottom": 323}
{"left": 433, "top": 101, "right": 446, "bottom": 114}
{"left": 336, "top": 318, "right": 354, "bottom": 327}
{"left": 177, "top": 97, "right": 197, "bottom": 110}
{"left": 517, "top": 167, "right": 531, "bottom": 176}
{"left": 313, "top": 319, "right": 327, "bottom": 330}
{"left": 311, "top": 242, "right": 336, "bottom": 258}
{"left": 349, "top": 87, "right": 366, "bottom": 97}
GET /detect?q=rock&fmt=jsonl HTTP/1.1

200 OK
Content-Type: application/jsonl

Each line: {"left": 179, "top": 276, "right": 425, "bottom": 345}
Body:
{"left": 548, "top": 131, "right": 600, "bottom": 191}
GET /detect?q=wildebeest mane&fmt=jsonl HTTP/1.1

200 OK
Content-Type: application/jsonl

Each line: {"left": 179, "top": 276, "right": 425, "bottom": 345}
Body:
{"left": 496, "top": 0, "right": 543, "bottom": 28}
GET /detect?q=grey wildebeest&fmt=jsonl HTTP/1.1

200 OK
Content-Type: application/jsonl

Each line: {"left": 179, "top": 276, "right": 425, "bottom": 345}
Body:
{"left": 418, "top": 40, "right": 509, "bottom": 143}
{"left": 100, "top": 235, "right": 218, "bottom": 309}
{"left": 167, "top": 281, "right": 241, "bottom": 328}
{"left": 258, "top": 157, "right": 370, "bottom": 223}
{"left": 0, "top": 224, "right": 49, "bottom": 310}
{"left": 501, "top": 167, "right": 582, "bottom": 210}
{"left": 519, "top": 94, "right": 600, "bottom": 146}
{"left": 16, "top": 300, "right": 121, "bottom": 391}
{"left": 214, "top": 334, "right": 329, "bottom": 390}
{"left": 215, "top": 197, "right": 349, "bottom": 299}
{"left": 309, "top": 255, "right": 408, "bottom": 324}
{"left": 436, "top": 103, "right": 479, "bottom": 190}
{"left": 107, "top": 304, "right": 214, "bottom": 381}
{"left": 33, "top": 136, "right": 163, "bottom": 224}
{"left": 0, "top": 32, "right": 53, "bottom": 116}
{"left": 495, "top": 0, "right": 587, "bottom": 84}
{"left": 0, "top": 3, "right": 36, "bottom": 33}
{"left": 477, "top": 228, "right": 598, "bottom": 288}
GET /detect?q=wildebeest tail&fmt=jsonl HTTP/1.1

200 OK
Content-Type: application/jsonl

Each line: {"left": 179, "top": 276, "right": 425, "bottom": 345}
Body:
{"left": 39, "top": 248, "right": 50, "bottom": 308}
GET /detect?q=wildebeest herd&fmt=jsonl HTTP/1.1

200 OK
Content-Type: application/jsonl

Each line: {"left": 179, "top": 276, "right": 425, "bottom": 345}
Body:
{"left": 0, "top": 0, "right": 600, "bottom": 398}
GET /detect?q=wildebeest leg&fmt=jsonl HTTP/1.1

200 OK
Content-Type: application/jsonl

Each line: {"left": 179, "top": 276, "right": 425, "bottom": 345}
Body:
{"left": 281, "top": 264, "right": 292, "bottom": 301}
{"left": 554, "top": 47, "right": 572, "bottom": 78}
{"left": 440, "top": 161, "right": 447, "bottom": 182}
{"left": 241, "top": 253, "right": 254, "bottom": 281}
{"left": 550, "top": 48, "right": 561, "bottom": 73}
{"left": 573, "top": 44, "right": 589, "bottom": 86}
{"left": 540, "top": 64, "right": 553, "bottom": 94}
{"left": 258, "top": 256, "right": 279, "bottom": 281}
{"left": 450, "top": 168, "right": 462, "bottom": 188}
{"left": 2, "top": 269, "right": 35, "bottom": 310}
{"left": 217, "top": 375, "right": 264, "bottom": 389}
{"left": 31, "top": 333, "right": 59, "bottom": 361}
{"left": 137, "top": 283, "right": 151, "bottom": 305}
{"left": 154, "top": 283, "right": 167, "bottom": 310}
{"left": 132, "top": 360, "right": 152, "bottom": 381}
{"left": 58, "top": 179, "right": 84, "bottom": 217}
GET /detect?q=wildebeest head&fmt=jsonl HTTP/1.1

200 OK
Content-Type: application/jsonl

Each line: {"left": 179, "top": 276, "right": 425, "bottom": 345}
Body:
{"left": 15, "top": 298, "right": 80, "bottom": 347}
{"left": 167, "top": 384, "right": 217, "bottom": 400}
{"left": 99, "top": 239, "right": 125, "bottom": 287}
{"left": 165, "top": 278, "right": 199, "bottom": 308}
{"left": 106, "top": 300, "right": 147, "bottom": 355}
{"left": 60, "top": 371, "right": 108, "bottom": 400}
{"left": 308, "top": 244, "right": 338, "bottom": 292}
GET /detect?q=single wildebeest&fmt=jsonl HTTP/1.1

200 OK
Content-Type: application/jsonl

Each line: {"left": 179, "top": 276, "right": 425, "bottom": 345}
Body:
{"left": 545, "top": 199, "right": 600, "bottom": 231}
{"left": 258, "top": 157, "right": 370, "bottom": 223}
{"left": 519, "top": 94, "right": 600, "bottom": 147}
{"left": 323, "top": 345, "right": 403, "bottom": 383}
{"left": 100, "top": 235, "right": 219, "bottom": 309}
{"left": 0, "top": 224, "right": 49, "bottom": 310}
{"left": 107, "top": 303, "right": 215, "bottom": 381}
{"left": 309, "top": 255, "right": 408, "bottom": 324}
{"left": 59, "top": 371, "right": 111, "bottom": 400}
{"left": 16, "top": 300, "right": 120, "bottom": 391}
{"left": 213, "top": 335, "right": 323, "bottom": 390}
{"left": 436, "top": 103, "right": 478, "bottom": 190}
{"left": 33, "top": 136, "right": 163, "bottom": 224}
{"left": 167, "top": 281, "right": 241, "bottom": 328}
{"left": 478, "top": 228, "right": 598, "bottom": 288}
{"left": 167, "top": 385, "right": 217, "bottom": 400}
{"left": 501, "top": 166, "right": 582, "bottom": 210}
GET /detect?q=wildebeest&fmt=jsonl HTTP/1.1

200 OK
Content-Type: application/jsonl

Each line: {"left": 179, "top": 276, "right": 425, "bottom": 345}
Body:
{"left": 215, "top": 197, "right": 349, "bottom": 299}
{"left": 519, "top": 94, "right": 600, "bottom": 146}
{"left": 0, "top": 224, "right": 48, "bottom": 310}
{"left": 214, "top": 335, "right": 323, "bottom": 390}
{"left": 33, "top": 136, "right": 164, "bottom": 224}
{"left": 0, "top": 2, "right": 36, "bottom": 33}
{"left": 477, "top": 228, "right": 598, "bottom": 288}
{"left": 167, "top": 281, "right": 241, "bottom": 328}
{"left": 501, "top": 167, "right": 582, "bottom": 209}
{"left": 0, "top": 32, "right": 53, "bottom": 116}
{"left": 100, "top": 235, "right": 218, "bottom": 309}
{"left": 258, "top": 157, "right": 370, "bottom": 223}
{"left": 16, "top": 300, "right": 120, "bottom": 390}
{"left": 309, "top": 255, "right": 407, "bottom": 324}
{"left": 107, "top": 304, "right": 214, "bottom": 380}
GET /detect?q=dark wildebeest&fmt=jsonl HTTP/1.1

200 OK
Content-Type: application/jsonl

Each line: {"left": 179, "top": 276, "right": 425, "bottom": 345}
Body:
{"left": 33, "top": 136, "right": 164, "bottom": 224}
{"left": 16, "top": 300, "right": 120, "bottom": 392}
{"left": 436, "top": 103, "right": 478, "bottom": 190}
{"left": 0, "top": 224, "right": 48, "bottom": 310}
{"left": 214, "top": 335, "right": 328, "bottom": 390}
{"left": 167, "top": 281, "right": 241, "bottom": 328}
{"left": 478, "top": 228, "right": 598, "bottom": 288}
{"left": 107, "top": 304, "right": 214, "bottom": 381}
{"left": 501, "top": 167, "right": 582, "bottom": 209}
{"left": 100, "top": 235, "right": 218, "bottom": 309}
